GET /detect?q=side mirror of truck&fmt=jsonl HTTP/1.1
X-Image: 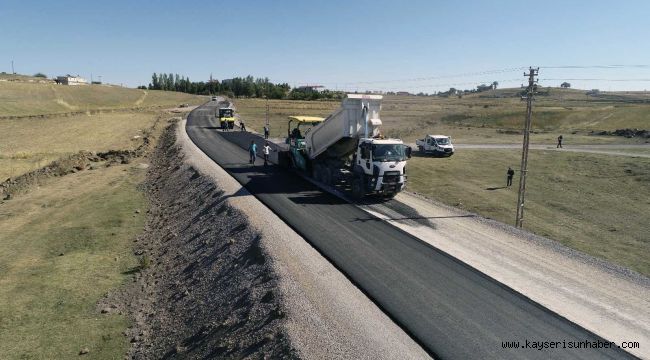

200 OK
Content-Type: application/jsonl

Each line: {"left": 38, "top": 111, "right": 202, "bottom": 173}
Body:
{"left": 405, "top": 146, "right": 412, "bottom": 159}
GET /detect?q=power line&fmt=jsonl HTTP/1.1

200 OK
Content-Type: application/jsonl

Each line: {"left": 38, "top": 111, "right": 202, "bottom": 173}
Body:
{"left": 315, "top": 67, "right": 528, "bottom": 86}
{"left": 541, "top": 78, "right": 650, "bottom": 82}
{"left": 313, "top": 64, "right": 650, "bottom": 87}
{"left": 540, "top": 64, "right": 650, "bottom": 69}
{"left": 333, "top": 78, "right": 522, "bottom": 92}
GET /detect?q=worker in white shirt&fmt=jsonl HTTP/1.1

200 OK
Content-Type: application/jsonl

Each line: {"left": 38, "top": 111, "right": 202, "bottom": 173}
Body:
{"left": 262, "top": 142, "right": 272, "bottom": 166}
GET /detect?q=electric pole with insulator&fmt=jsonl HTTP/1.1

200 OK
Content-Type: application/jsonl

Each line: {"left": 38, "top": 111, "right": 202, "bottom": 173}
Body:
{"left": 515, "top": 67, "right": 538, "bottom": 228}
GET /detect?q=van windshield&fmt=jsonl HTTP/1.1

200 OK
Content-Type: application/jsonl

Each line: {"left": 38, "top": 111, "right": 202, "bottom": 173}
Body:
{"left": 372, "top": 144, "right": 406, "bottom": 162}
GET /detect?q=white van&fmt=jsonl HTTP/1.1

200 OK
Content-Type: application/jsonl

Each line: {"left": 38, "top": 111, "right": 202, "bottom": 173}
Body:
{"left": 415, "top": 135, "right": 455, "bottom": 157}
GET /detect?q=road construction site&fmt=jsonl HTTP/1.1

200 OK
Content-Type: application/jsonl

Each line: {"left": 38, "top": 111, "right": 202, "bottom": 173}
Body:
{"left": 184, "top": 98, "right": 648, "bottom": 359}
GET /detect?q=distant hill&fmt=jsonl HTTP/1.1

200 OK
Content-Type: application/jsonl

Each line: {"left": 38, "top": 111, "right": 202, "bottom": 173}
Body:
{"left": 0, "top": 79, "right": 206, "bottom": 117}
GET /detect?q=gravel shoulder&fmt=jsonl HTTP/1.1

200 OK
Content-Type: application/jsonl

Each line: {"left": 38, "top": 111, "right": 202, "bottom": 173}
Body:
{"left": 177, "top": 119, "right": 431, "bottom": 360}
{"left": 361, "top": 192, "right": 650, "bottom": 359}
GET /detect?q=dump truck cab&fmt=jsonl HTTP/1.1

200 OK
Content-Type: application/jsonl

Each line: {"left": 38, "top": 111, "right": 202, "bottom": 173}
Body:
{"left": 352, "top": 138, "right": 411, "bottom": 196}
{"left": 282, "top": 94, "right": 412, "bottom": 200}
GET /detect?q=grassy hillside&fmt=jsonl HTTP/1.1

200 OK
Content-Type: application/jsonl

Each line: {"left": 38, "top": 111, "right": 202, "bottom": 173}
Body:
{"left": 0, "top": 161, "right": 147, "bottom": 359}
{"left": 0, "top": 111, "right": 165, "bottom": 180}
{"left": 0, "top": 81, "right": 202, "bottom": 358}
{"left": 0, "top": 81, "right": 206, "bottom": 117}
{"left": 0, "top": 83, "right": 205, "bottom": 180}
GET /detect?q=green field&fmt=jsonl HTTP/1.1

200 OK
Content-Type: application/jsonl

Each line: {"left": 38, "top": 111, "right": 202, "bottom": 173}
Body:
{"left": 0, "top": 83, "right": 204, "bottom": 359}
{"left": 234, "top": 90, "right": 650, "bottom": 276}
{"left": 0, "top": 162, "right": 147, "bottom": 359}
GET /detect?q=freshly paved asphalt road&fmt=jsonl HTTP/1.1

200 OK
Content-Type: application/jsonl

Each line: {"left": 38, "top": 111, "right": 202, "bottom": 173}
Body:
{"left": 186, "top": 101, "right": 635, "bottom": 359}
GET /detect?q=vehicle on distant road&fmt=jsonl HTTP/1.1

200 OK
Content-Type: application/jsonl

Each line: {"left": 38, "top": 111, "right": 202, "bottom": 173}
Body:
{"left": 211, "top": 96, "right": 217, "bottom": 101}
{"left": 416, "top": 134, "right": 455, "bottom": 157}
{"left": 281, "top": 94, "right": 411, "bottom": 199}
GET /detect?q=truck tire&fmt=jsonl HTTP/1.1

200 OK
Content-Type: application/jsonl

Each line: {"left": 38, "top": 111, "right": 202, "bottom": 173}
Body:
{"left": 322, "top": 167, "right": 332, "bottom": 186}
{"left": 312, "top": 164, "right": 322, "bottom": 182}
{"left": 351, "top": 176, "right": 365, "bottom": 200}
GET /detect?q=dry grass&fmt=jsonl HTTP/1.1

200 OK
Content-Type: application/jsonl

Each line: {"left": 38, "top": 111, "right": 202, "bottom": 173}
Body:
{"left": 0, "top": 112, "right": 163, "bottom": 180}
{"left": 0, "top": 81, "right": 205, "bottom": 117}
{"left": 0, "top": 81, "right": 205, "bottom": 179}
{"left": 407, "top": 150, "right": 650, "bottom": 276}
{"left": 0, "top": 163, "right": 147, "bottom": 359}
{"left": 235, "top": 90, "right": 649, "bottom": 145}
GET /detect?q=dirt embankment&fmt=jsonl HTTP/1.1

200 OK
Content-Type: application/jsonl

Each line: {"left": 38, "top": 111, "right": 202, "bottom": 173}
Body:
{"left": 102, "top": 124, "right": 296, "bottom": 359}
{"left": 0, "top": 116, "right": 167, "bottom": 199}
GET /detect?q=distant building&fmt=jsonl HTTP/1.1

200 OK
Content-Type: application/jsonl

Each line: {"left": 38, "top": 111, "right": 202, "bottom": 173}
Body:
{"left": 296, "top": 85, "right": 325, "bottom": 92}
{"left": 56, "top": 75, "right": 88, "bottom": 85}
{"left": 396, "top": 91, "right": 411, "bottom": 96}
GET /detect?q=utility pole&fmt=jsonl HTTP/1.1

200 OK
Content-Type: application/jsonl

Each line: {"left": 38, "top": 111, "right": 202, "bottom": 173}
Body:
{"left": 515, "top": 67, "right": 539, "bottom": 228}
{"left": 265, "top": 96, "right": 269, "bottom": 127}
{"left": 11, "top": 60, "right": 15, "bottom": 74}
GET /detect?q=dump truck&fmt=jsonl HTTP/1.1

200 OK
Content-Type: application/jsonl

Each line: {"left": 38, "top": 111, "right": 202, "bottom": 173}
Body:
{"left": 416, "top": 134, "right": 455, "bottom": 156}
{"left": 218, "top": 107, "right": 236, "bottom": 130}
{"left": 284, "top": 94, "right": 411, "bottom": 199}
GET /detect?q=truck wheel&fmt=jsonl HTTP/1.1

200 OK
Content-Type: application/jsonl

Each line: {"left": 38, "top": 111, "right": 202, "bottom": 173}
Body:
{"left": 312, "top": 164, "right": 322, "bottom": 182}
{"left": 322, "top": 167, "right": 332, "bottom": 186}
{"left": 351, "top": 177, "right": 365, "bottom": 200}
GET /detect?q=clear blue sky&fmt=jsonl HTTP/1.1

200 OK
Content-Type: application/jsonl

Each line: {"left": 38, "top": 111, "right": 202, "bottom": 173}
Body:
{"left": 2, "top": 0, "right": 649, "bottom": 92}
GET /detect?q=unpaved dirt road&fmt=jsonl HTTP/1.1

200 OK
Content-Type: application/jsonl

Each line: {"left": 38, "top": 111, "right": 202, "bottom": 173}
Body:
{"left": 186, "top": 101, "right": 636, "bottom": 359}
{"left": 409, "top": 142, "right": 650, "bottom": 158}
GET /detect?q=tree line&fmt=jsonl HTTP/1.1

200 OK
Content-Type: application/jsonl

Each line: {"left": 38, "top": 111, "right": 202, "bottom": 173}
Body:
{"left": 143, "top": 73, "right": 345, "bottom": 100}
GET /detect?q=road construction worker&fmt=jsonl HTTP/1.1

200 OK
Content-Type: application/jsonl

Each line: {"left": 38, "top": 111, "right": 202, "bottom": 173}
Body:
{"left": 507, "top": 167, "right": 515, "bottom": 187}
{"left": 248, "top": 140, "right": 257, "bottom": 164}
{"left": 557, "top": 135, "right": 563, "bottom": 148}
{"left": 263, "top": 142, "right": 272, "bottom": 166}
{"left": 264, "top": 125, "right": 270, "bottom": 139}
{"left": 240, "top": 119, "right": 247, "bottom": 132}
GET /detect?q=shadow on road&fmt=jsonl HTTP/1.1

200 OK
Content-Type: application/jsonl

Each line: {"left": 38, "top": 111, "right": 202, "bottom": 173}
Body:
{"left": 351, "top": 214, "right": 476, "bottom": 223}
